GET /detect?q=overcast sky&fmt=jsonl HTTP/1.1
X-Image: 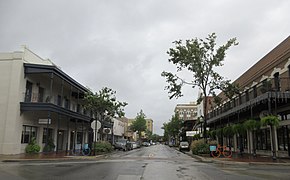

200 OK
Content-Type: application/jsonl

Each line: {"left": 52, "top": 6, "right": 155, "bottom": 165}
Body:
{"left": 0, "top": 0, "right": 289, "bottom": 135}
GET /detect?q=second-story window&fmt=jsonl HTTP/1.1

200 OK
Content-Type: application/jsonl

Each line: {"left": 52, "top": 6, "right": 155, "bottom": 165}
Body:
{"left": 57, "top": 95, "right": 62, "bottom": 106}
{"left": 253, "top": 85, "right": 257, "bottom": 98}
{"left": 25, "top": 81, "right": 33, "bottom": 102}
{"left": 274, "top": 72, "right": 280, "bottom": 91}
{"left": 38, "top": 87, "right": 44, "bottom": 102}
{"left": 64, "top": 98, "right": 70, "bottom": 109}
{"left": 239, "top": 94, "right": 242, "bottom": 105}
{"left": 77, "top": 104, "right": 81, "bottom": 113}
{"left": 246, "top": 90, "right": 249, "bottom": 102}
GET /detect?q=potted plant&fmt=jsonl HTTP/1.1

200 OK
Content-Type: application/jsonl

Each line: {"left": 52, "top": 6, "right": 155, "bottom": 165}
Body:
{"left": 223, "top": 125, "right": 234, "bottom": 148}
{"left": 260, "top": 115, "right": 280, "bottom": 160}
{"left": 243, "top": 119, "right": 260, "bottom": 157}
{"left": 43, "top": 138, "right": 55, "bottom": 153}
{"left": 233, "top": 123, "right": 246, "bottom": 156}
{"left": 25, "top": 137, "right": 41, "bottom": 154}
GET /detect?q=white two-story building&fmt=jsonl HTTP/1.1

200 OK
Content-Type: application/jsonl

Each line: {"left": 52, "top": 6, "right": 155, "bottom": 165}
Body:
{"left": 0, "top": 47, "right": 93, "bottom": 154}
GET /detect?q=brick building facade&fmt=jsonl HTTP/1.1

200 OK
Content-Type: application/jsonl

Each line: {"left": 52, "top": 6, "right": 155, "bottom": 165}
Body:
{"left": 207, "top": 36, "right": 290, "bottom": 157}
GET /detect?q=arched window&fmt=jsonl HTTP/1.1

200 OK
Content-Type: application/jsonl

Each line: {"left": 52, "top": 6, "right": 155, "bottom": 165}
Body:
{"left": 274, "top": 72, "right": 280, "bottom": 91}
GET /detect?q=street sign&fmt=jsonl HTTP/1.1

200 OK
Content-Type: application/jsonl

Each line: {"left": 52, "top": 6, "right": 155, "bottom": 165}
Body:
{"left": 186, "top": 131, "right": 197, "bottom": 137}
{"left": 38, "top": 119, "right": 51, "bottom": 124}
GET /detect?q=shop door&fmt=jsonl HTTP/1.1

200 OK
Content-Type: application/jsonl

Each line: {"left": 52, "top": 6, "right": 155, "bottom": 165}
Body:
{"left": 57, "top": 130, "right": 64, "bottom": 150}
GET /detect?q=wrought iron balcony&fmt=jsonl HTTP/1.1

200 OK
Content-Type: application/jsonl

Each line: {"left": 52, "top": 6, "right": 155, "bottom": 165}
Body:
{"left": 207, "top": 77, "right": 290, "bottom": 123}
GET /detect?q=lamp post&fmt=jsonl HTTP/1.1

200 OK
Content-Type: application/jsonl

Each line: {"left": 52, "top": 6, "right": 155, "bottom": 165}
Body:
{"left": 199, "top": 117, "right": 204, "bottom": 140}
{"left": 110, "top": 119, "right": 114, "bottom": 144}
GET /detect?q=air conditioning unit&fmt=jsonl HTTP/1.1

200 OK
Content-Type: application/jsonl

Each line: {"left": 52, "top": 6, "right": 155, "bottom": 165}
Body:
{"left": 103, "top": 128, "right": 111, "bottom": 134}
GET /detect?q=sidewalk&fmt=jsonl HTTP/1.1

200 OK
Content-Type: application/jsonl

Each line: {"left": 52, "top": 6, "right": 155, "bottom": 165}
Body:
{"left": 184, "top": 150, "right": 290, "bottom": 166}
{"left": 0, "top": 151, "right": 108, "bottom": 162}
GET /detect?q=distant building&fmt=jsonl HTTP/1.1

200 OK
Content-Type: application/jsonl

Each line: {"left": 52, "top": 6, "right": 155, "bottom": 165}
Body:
{"left": 145, "top": 119, "right": 153, "bottom": 133}
{"left": 195, "top": 95, "right": 214, "bottom": 134}
{"left": 126, "top": 118, "right": 154, "bottom": 140}
{"left": 175, "top": 102, "right": 198, "bottom": 121}
{"left": 174, "top": 102, "right": 198, "bottom": 141}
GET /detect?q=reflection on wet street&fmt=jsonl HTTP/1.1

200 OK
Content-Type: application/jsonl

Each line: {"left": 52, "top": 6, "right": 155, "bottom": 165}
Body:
{"left": 1, "top": 145, "right": 290, "bottom": 180}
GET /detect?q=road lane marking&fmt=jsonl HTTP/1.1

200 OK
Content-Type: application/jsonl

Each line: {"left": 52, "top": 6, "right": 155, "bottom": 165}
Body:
{"left": 148, "top": 153, "right": 154, "bottom": 158}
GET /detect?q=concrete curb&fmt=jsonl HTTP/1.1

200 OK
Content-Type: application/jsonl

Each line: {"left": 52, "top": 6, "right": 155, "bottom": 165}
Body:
{"left": 194, "top": 155, "right": 290, "bottom": 166}
{"left": 0, "top": 154, "right": 109, "bottom": 163}
{"left": 180, "top": 149, "right": 290, "bottom": 166}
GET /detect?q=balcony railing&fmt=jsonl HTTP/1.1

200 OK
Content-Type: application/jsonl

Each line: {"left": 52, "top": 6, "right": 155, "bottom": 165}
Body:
{"left": 23, "top": 92, "right": 88, "bottom": 116}
{"left": 208, "top": 77, "right": 290, "bottom": 122}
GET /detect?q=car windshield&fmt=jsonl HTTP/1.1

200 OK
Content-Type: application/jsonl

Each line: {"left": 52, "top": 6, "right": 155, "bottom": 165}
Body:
{"left": 117, "top": 139, "right": 127, "bottom": 143}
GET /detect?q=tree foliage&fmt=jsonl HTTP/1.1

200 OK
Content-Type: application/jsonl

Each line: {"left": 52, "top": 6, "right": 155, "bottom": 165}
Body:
{"left": 161, "top": 33, "right": 238, "bottom": 100}
{"left": 161, "top": 33, "right": 238, "bottom": 139}
{"left": 84, "top": 87, "right": 127, "bottom": 140}
{"left": 25, "top": 137, "right": 40, "bottom": 154}
{"left": 232, "top": 123, "right": 246, "bottom": 136}
{"left": 162, "top": 114, "right": 182, "bottom": 140}
{"left": 208, "top": 130, "right": 216, "bottom": 139}
{"left": 243, "top": 119, "right": 260, "bottom": 130}
{"left": 261, "top": 115, "right": 280, "bottom": 127}
{"left": 84, "top": 87, "right": 127, "bottom": 118}
{"left": 223, "top": 125, "right": 234, "bottom": 137}
{"left": 130, "top": 110, "right": 147, "bottom": 139}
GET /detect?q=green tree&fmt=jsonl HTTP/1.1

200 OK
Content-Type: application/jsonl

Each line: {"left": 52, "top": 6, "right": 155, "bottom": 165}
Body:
{"left": 261, "top": 115, "right": 280, "bottom": 160}
{"left": 162, "top": 114, "right": 183, "bottom": 145}
{"left": 244, "top": 119, "right": 260, "bottom": 131}
{"left": 233, "top": 123, "right": 246, "bottom": 154}
{"left": 161, "top": 33, "right": 238, "bottom": 140}
{"left": 145, "top": 129, "right": 153, "bottom": 139}
{"left": 220, "top": 80, "right": 240, "bottom": 101}
{"left": 162, "top": 123, "right": 169, "bottom": 142}
{"left": 243, "top": 119, "right": 260, "bottom": 157}
{"left": 150, "top": 134, "right": 160, "bottom": 142}
{"left": 130, "top": 110, "right": 147, "bottom": 140}
{"left": 84, "top": 87, "right": 127, "bottom": 142}
{"left": 223, "top": 125, "right": 234, "bottom": 147}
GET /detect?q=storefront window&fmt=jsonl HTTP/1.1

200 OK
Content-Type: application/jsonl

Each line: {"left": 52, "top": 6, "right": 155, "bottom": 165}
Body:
{"left": 43, "top": 128, "right": 53, "bottom": 143}
{"left": 255, "top": 129, "right": 271, "bottom": 150}
{"left": 266, "top": 129, "right": 271, "bottom": 150}
{"left": 77, "top": 132, "right": 83, "bottom": 144}
{"left": 21, "top": 125, "right": 37, "bottom": 143}
{"left": 277, "top": 126, "right": 289, "bottom": 151}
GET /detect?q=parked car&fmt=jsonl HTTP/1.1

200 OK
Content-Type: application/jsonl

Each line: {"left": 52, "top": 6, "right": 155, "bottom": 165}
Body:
{"left": 131, "top": 142, "right": 138, "bottom": 149}
{"left": 179, "top": 141, "right": 189, "bottom": 151}
{"left": 142, "top": 142, "right": 150, "bottom": 147}
{"left": 126, "top": 141, "right": 134, "bottom": 150}
{"left": 135, "top": 141, "right": 141, "bottom": 148}
{"left": 114, "top": 139, "right": 131, "bottom": 151}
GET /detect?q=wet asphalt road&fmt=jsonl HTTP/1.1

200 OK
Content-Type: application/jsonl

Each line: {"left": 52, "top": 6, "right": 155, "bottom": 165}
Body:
{"left": 0, "top": 144, "right": 290, "bottom": 180}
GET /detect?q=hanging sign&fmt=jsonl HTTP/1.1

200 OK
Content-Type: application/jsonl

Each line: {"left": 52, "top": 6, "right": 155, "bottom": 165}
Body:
{"left": 38, "top": 119, "right": 51, "bottom": 124}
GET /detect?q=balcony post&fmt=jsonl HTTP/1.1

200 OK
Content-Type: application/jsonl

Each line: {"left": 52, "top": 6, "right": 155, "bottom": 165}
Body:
{"left": 49, "top": 73, "right": 54, "bottom": 103}
{"left": 61, "top": 80, "right": 64, "bottom": 107}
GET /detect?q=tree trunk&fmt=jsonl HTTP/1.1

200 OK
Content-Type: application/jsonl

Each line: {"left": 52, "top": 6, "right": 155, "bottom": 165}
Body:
{"left": 203, "top": 95, "right": 208, "bottom": 143}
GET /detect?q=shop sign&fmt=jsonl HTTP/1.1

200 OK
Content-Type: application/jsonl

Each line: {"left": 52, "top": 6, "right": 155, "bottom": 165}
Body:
{"left": 38, "top": 119, "right": 51, "bottom": 124}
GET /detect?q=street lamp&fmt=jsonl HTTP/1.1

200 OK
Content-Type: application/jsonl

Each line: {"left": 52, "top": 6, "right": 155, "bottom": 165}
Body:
{"left": 199, "top": 117, "right": 205, "bottom": 140}
{"left": 110, "top": 119, "right": 114, "bottom": 144}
